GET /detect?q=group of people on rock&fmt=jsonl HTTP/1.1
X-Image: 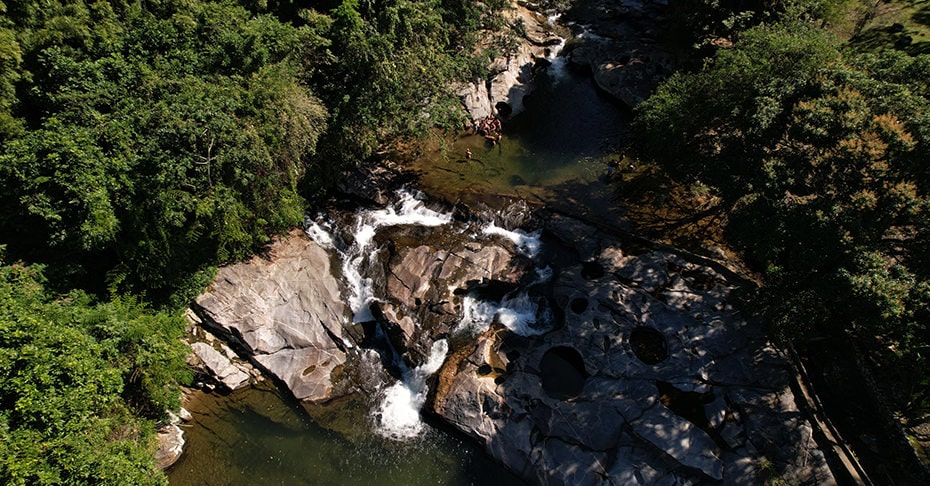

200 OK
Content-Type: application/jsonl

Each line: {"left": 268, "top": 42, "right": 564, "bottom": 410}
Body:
{"left": 475, "top": 115, "right": 503, "bottom": 144}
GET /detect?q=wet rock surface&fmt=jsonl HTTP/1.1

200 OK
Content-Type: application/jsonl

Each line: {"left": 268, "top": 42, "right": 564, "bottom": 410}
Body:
{"left": 190, "top": 200, "right": 836, "bottom": 484}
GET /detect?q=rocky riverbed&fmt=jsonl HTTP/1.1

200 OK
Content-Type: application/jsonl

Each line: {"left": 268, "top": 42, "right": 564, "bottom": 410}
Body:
{"left": 179, "top": 188, "right": 836, "bottom": 484}
{"left": 166, "top": 1, "right": 842, "bottom": 483}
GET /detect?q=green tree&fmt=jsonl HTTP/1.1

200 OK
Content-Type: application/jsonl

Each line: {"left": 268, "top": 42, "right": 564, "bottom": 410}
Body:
{"left": 635, "top": 23, "right": 930, "bottom": 405}
{"left": 0, "top": 0, "right": 329, "bottom": 303}
{"left": 0, "top": 261, "right": 188, "bottom": 485}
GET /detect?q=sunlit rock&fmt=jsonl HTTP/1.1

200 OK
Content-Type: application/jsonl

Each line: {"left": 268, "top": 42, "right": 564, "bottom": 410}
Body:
{"left": 189, "top": 342, "right": 250, "bottom": 391}
{"left": 193, "top": 230, "right": 351, "bottom": 403}
{"left": 155, "top": 424, "right": 185, "bottom": 470}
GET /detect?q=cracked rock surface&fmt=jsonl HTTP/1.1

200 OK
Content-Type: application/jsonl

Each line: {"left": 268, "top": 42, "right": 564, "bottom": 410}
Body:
{"left": 432, "top": 215, "right": 835, "bottom": 484}
{"left": 190, "top": 212, "right": 836, "bottom": 484}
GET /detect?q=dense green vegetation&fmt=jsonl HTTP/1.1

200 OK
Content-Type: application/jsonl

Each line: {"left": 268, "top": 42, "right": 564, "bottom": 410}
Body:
{"left": 0, "top": 260, "right": 190, "bottom": 485}
{"left": 635, "top": 2, "right": 930, "bottom": 410}
{"left": 0, "top": 0, "right": 504, "bottom": 481}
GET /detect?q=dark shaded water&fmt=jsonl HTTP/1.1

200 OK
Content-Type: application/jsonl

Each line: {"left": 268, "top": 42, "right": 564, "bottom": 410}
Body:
{"left": 169, "top": 59, "right": 630, "bottom": 485}
{"left": 410, "top": 59, "right": 630, "bottom": 217}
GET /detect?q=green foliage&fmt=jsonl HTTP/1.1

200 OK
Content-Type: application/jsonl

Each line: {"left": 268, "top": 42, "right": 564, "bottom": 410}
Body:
{"left": 662, "top": 0, "right": 856, "bottom": 56}
{"left": 635, "top": 22, "right": 930, "bottom": 406}
{"left": 0, "top": 0, "right": 329, "bottom": 301}
{"left": 0, "top": 262, "right": 188, "bottom": 485}
{"left": 0, "top": 0, "right": 501, "bottom": 479}
{"left": 314, "top": 0, "right": 494, "bottom": 163}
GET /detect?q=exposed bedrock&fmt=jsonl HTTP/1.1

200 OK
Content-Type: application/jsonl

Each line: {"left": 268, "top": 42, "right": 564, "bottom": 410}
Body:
{"left": 190, "top": 212, "right": 836, "bottom": 484}
{"left": 432, "top": 215, "right": 835, "bottom": 485}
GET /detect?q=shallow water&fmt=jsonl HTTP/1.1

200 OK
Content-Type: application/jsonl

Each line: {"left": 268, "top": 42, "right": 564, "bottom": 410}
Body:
{"left": 168, "top": 384, "right": 524, "bottom": 485}
{"left": 410, "top": 61, "right": 631, "bottom": 216}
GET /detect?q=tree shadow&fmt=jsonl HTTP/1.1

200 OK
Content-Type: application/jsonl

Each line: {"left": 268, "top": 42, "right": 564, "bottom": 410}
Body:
{"left": 430, "top": 237, "right": 837, "bottom": 484}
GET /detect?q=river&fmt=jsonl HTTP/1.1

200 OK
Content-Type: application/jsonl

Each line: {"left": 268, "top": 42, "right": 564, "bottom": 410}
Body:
{"left": 168, "top": 55, "right": 630, "bottom": 486}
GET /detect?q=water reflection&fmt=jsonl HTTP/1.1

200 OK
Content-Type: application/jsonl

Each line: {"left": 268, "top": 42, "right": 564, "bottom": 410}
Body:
{"left": 170, "top": 58, "right": 631, "bottom": 486}
{"left": 169, "top": 384, "right": 523, "bottom": 485}
{"left": 411, "top": 62, "right": 631, "bottom": 214}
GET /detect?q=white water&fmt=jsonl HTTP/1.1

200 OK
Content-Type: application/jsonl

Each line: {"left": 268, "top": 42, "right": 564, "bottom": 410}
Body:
{"left": 305, "top": 219, "right": 336, "bottom": 251}
{"left": 546, "top": 37, "right": 570, "bottom": 83}
{"left": 458, "top": 292, "right": 551, "bottom": 337}
{"left": 324, "top": 190, "right": 453, "bottom": 323}
{"left": 482, "top": 224, "right": 542, "bottom": 257}
{"left": 305, "top": 193, "right": 551, "bottom": 440}
{"left": 375, "top": 339, "right": 449, "bottom": 441}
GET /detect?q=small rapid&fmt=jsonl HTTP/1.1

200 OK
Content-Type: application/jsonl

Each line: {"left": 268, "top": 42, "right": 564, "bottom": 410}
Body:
{"left": 306, "top": 189, "right": 453, "bottom": 324}
{"left": 374, "top": 339, "right": 449, "bottom": 440}
{"left": 304, "top": 190, "right": 554, "bottom": 441}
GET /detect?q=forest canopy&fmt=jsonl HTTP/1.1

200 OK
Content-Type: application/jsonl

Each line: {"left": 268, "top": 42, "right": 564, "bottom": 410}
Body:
{"left": 635, "top": 13, "right": 930, "bottom": 410}
{"left": 0, "top": 0, "right": 503, "bottom": 482}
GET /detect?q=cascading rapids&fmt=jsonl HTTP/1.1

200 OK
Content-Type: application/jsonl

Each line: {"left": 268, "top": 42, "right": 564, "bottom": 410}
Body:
{"left": 308, "top": 190, "right": 453, "bottom": 323}
{"left": 304, "top": 191, "right": 551, "bottom": 440}
{"left": 482, "top": 224, "right": 542, "bottom": 258}
{"left": 374, "top": 339, "right": 449, "bottom": 440}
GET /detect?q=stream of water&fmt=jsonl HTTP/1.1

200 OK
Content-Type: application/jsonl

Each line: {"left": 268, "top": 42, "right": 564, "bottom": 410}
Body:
{"left": 168, "top": 52, "right": 630, "bottom": 486}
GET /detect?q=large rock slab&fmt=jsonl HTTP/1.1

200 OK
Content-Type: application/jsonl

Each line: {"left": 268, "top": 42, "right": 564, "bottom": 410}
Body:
{"left": 433, "top": 216, "right": 836, "bottom": 484}
{"left": 458, "top": 4, "right": 566, "bottom": 121}
{"left": 194, "top": 230, "right": 350, "bottom": 402}
{"left": 561, "top": 0, "right": 674, "bottom": 108}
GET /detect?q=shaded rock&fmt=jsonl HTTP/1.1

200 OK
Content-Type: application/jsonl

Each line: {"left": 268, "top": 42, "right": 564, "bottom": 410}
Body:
{"left": 190, "top": 342, "right": 250, "bottom": 391}
{"left": 592, "top": 58, "right": 662, "bottom": 108}
{"left": 628, "top": 401, "right": 724, "bottom": 480}
{"left": 433, "top": 216, "right": 835, "bottom": 485}
{"left": 560, "top": 0, "right": 674, "bottom": 109}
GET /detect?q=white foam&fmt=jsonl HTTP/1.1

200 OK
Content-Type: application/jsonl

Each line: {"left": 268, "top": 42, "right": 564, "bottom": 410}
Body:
{"left": 375, "top": 339, "right": 449, "bottom": 440}
{"left": 482, "top": 224, "right": 542, "bottom": 257}
{"left": 343, "top": 190, "right": 453, "bottom": 322}
{"left": 304, "top": 220, "right": 336, "bottom": 250}
{"left": 457, "top": 293, "right": 549, "bottom": 337}
{"left": 546, "top": 37, "right": 569, "bottom": 83}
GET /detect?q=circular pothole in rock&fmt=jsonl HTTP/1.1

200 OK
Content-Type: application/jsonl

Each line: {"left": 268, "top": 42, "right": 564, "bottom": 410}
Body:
{"left": 630, "top": 327, "right": 668, "bottom": 365}
{"left": 581, "top": 261, "right": 605, "bottom": 280}
{"left": 539, "top": 346, "right": 588, "bottom": 400}
{"left": 569, "top": 297, "right": 589, "bottom": 314}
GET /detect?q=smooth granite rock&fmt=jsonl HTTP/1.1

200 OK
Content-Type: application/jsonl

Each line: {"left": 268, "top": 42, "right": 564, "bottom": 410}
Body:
{"left": 194, "top": 229, "right": 350, "bottom": 402}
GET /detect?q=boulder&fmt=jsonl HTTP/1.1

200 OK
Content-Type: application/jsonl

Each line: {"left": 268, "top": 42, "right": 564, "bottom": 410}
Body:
{"left": 592, "top": 58, "right": 662, "bottom": 108}
{"left": 194, "top": 229, "right": 351, "bottom": 403}
{"left": 190, "top": 342, "right": 250, "bottom": 391}
{"left": 381, "top": 236, "right": 531, "bottom": 362}
{"left": 459, "top": 4, "right": 567, "bottom": 121}
{"left": 155, "top": 424, "right": 184, "bottom": 470}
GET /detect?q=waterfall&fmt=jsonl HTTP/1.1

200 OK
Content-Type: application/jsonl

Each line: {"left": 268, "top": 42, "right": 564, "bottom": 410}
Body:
{"left": 305, "top": 217, "right": 336, "bottom": 251}
{"left": 374, "top": 339, "right": 449, "bottom": 441}
{"left": 459, "top": 225, "right": 552, "bottom": 337}
{"left": 482, "top": 224, "right": 542, "bottom": 258}
{"left": 546, "top": 36, "right": 569, "bottom": 84}
{"left": 348, "top": 190, "right": 451, "bottom": 323}
{"left": 305, "top": 193, "right": 552, "bottom": 440}
{"left": 306, "top": 189, "right": 453, "bottom": 323}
